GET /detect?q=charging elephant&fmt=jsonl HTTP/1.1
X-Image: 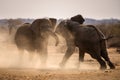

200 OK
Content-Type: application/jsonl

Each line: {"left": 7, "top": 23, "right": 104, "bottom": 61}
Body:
{"left": 62, "top": 20, "right": 115, "bottom": 69}
{"left": 15, "top": 19, "right": 59, "bottom": 66}
{"left": 50, "top": 14, "right": 115, "bottom": 69}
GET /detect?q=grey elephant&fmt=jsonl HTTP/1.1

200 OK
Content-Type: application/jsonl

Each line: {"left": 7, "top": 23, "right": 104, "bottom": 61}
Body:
{"left": 50, "top": 15, "right": 115, "bottom": 69}
{"left": 63, "top": 20, "right": 115, "bottom": 69}
{"left": 15, "top": 19, "right": 59, "bottom": 66}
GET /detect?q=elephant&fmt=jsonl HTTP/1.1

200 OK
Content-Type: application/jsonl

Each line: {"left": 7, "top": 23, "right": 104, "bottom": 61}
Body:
{"left": 62, "top": 20, "right": 115, "bottom": 69}
{"left": 50, "top": 14, "right": 115, "bottom": 69}
{"left": 15, "top": 18, "right": 59, "bottom": 66}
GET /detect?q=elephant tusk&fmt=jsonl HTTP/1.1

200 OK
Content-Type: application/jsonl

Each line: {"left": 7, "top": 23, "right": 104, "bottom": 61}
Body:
{"left": 53, "top": 19, "right": 63, "bottom": 32}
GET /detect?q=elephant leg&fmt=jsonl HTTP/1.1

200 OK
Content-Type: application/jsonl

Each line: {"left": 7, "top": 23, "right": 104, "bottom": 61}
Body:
{"left": 16, "top": 48, "right": 24, "bottom": 67}
{"left": 89, "top": 50, "right": 107, "bottom": 70}
{"left": 18, "top": 49, "right": 24, "bottom": 60}
{"left": 28, "top": 51, "right": 35, "bottom": 67}
{"left": 76, "top": 48, "right": 85, "bottom": 69}
{"left": 96, "top": 57, "right": 107, "bottom": 70}
{"left": 28, "top": 51, "right": 34, "bottom": 61}
{"left": 79, "top": 49, "right": 85, "bottom": 62}
{"left": 101, "top": 50, "right": 115, "bottom": 69}
{"left": 38, "top": 46, "right": 48, "bottom": 68}
{"left": 59, "top": 46, "right": 75, "bottom": 68}
{"left": 41, "top": 49, "right": 48, "bottom": 66}
{"left": 100, "top": 41, "right": 115, "bottom": 69}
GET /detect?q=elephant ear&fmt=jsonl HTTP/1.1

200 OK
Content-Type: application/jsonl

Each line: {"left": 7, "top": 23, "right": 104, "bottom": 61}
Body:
{"left": 30, "top": 19, "right": 52, "bottom": 35}
{"left": 30, "top": 19, "right": 42, "bottom": 35}
{"left": 70, "top": 14, "right": 85, "bottom": 24}
{"left": 49, "top": 18, "right": 57, "bottom": 28}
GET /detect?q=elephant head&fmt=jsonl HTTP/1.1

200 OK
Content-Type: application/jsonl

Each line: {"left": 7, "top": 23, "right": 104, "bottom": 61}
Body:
{"left": 30, "top": 19, "right": 51, "bottom": 35}
{"left": 70, "top": 14, "right": 85, "bottom": 24}
{"left": 30, "top": 18, "right": 59, "bottom": 46}
{"left": 49, "top": 14, "right": 85, "bottom": 34}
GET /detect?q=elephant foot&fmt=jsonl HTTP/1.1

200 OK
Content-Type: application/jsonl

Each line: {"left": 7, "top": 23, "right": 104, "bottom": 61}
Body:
{"left": 109, "top": 63, "right": 115, "bottom": 69}
{"left": 59, "top": 62, "right": 65, "bottom": 68}
{"left": 100, "top": 66, "right": 107, "bottom": 70}
{"left": 110, "top": 65, "right": 115, "bottom": 69}
{"left": 75, "top": 62, "right": 80, "bottom": 69}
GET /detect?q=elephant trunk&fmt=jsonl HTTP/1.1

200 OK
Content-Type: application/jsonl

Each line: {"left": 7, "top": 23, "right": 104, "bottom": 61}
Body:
{"left": 47, "top": 29, "right": 59, "bottom": 46}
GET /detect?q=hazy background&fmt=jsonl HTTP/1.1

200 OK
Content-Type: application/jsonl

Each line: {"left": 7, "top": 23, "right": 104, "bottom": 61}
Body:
{"left": 0, "top": 0, "right": 120, "bottom": 19}
{"left": 0, "top": 0, "right": 120, "bottom": 72}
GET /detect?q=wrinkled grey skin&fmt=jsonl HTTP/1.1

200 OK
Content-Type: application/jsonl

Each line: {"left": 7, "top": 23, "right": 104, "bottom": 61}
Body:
{"left": 62, "top": 20, "right": 115, "bottom": 69}
{"left": 51, "top": 15, "right": 115, "bottom": 69}
{"left": 15, "top": 19, "right": 59, "bottom": 65}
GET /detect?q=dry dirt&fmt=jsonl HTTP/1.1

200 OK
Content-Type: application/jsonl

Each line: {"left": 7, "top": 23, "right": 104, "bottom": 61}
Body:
{"left": 0, "top": 32, "right": 120, "bottom": 80}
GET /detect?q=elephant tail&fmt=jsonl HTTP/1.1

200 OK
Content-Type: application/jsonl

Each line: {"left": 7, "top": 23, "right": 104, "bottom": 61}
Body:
{"left": 105, "top": 35, "right": 114, "bottom": 41}
{"left": 87, "top": 25, "right": 114, "bottom": 41}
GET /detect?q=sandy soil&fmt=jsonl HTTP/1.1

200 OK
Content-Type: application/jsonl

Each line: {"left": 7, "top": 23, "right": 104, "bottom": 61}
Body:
{"left": 0, "top": 32, "right": 120, "bottom": 80}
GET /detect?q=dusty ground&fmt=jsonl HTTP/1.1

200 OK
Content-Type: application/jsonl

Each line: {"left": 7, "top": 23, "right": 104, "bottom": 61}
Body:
{"left": 0, "top": 32, "right": 120, "bottom": 80}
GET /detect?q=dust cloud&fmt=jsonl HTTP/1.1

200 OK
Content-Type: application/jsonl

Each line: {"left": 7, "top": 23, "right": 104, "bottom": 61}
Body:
{"left": 0, "top": 31, "right": 99, "bottom": 70}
